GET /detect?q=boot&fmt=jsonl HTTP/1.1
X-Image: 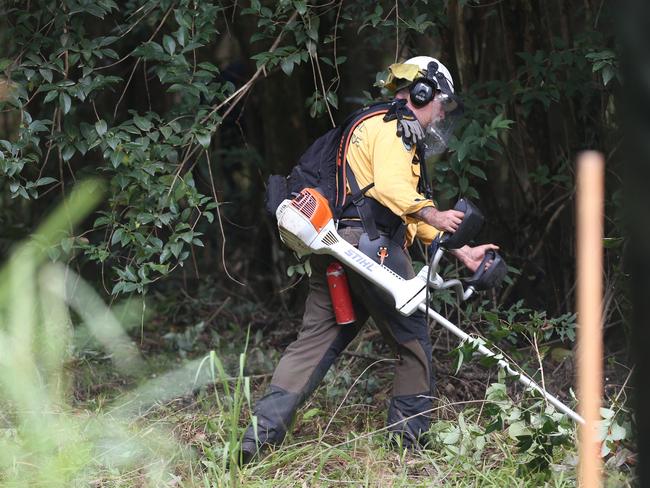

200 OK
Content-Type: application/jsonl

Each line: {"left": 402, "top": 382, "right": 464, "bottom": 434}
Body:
{"left": 386, "top": 394, "right": 432, "bottom": 449}
{"left": 239, "top": 385, "right": 300, "bottom": 464}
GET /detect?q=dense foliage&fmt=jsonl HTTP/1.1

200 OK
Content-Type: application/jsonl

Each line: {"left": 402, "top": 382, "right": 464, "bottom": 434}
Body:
{"left": 0, "top": 0, "right": 621, "bottom": 312}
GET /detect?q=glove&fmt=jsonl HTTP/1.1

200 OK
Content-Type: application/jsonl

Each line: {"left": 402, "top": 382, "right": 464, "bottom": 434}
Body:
{"left": 396, "top": 117, "right": 424, "bottom": 147}
{"left": 383, "top": 99, "right": 425, "bottom": 148}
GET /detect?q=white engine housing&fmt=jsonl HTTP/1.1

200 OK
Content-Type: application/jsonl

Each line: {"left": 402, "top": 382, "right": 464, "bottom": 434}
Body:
{"left": 276, "top": 198, "right": 428, "bottom": 316}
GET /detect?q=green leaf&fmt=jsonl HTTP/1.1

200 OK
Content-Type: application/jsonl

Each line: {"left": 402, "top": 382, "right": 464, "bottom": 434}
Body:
{"left": 452, "top": 349, "right": 464, "bottom": 375}
{"left": 468, "top": 165, "right": 487, "bottom": 180}
{"left": 508, "top": 421, "right": 532, "bottom": 439}
{"left": 107, "top": 136, "right": 119, "bottom": 151}
{"left": 295, "top": 0, "right": 307, "bottom": 15}
{"left": 176, "top": 27, "right": 187, "bottom": 47}
{"left": 39, "top": 68, "right": 53, "bottom": 83}
{"left": 517, "top": 435, "right": 534, "bottom": 452}
{"left": 124, "top": 266, "right": 137, "bottom": 281}
{"left": 160, "top": 248, "right": 171, "bottom": 264}
{"left": 95, "top": 119, "right": 108, "bottom": 136}
{"left": 61, "top": 145, "right": 75, "bottom": 161}
{"left": 60, "top": 92, "right": 72, "bottom": 114}
{"left": 441, "top": 186, "right": 458, "bottom": 200}
{"left": 484, "top": 418, "right": 503, "bottom": 434}
{"left": 198, "top": 62, "right": 219, "bottom": 72}
{"left": 174, "top": 9, "right": 191, "bottom": 29}
{"left": 93, "top": 216, "right": 110, "bottom": 227}
{"left": 196, "top": 132, "right": 211, "bottom": 148}
{"left": 163, "top": 35, "right": 176, "bottom": 55}
{"left": 44, "top": 90, "right": 58, "bottom": 104}
{"left": 29, "top": 120, "right": 49, "bottom": 132}
{"left": 111, "top": 228, "right": 124, "bottom": 246}
{"left": 326, "top": 91, "right": 338, "bottom": 109}
{"left": 133, "top": 115, "right": 153, "bottom": 132}
{"left": 602, "top": 66, "right": 614, "bottom": 86}
{"left": 250, "top": 32, "right": 266, "bottom": 43}
{"left": 171, "top": 241, "right": 183, "bottom": 258}
{"left": 111, "top": 282, "right": 125, "bottom": 295}
{"left": 466, "top": 186, "right": 480, "bottom": 199}
{"left": 457, "top": 143, "right": 469, "bottom": 162}
{"left": 302, "top": 408, "right": 320, "bottom": 420}
{"left": 280, "top": 58, "right": 294, "bottom": 76}
{"left": 122, "top": 282, "right": 138, "bottom": 293}
{"left": 459, "top": 176, "right": 469, "bottom": 193}
{"left": 35, "top": 177, "right": 57, "bottom": 186}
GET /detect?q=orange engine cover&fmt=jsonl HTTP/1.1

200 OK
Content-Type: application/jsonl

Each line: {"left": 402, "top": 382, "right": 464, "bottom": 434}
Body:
{"left": 290, "top": 188, "right": 333, "bottom": 232}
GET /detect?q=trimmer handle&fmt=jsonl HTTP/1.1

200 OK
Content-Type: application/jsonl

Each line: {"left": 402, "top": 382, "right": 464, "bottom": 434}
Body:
{"left": 440, "top": 198, "right": 485, "bottom": 250}
{"left": 463, "top": 250, "right": 507, "bottom": 291}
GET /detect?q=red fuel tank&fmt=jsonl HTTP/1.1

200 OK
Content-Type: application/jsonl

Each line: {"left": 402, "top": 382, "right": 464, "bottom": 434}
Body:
{"left": 326, "top": 261, "right": 356, "bottom": 325}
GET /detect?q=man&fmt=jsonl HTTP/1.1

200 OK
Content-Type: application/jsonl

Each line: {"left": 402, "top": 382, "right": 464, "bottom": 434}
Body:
{"left": 241, "top": 56, "right": 497, "bottom": 462}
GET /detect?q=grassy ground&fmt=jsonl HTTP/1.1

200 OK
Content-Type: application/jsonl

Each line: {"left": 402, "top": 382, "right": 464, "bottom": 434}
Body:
{"left": 0, "top": 263, "right": 636, "bottom": 487}
{"left": 51, "top": 311, "right": 634, "bottom": 488}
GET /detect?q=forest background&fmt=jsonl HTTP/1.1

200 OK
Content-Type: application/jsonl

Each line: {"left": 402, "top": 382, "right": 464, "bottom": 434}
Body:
{"left": 0, "top": 0, "right": 636, "bottom": 486}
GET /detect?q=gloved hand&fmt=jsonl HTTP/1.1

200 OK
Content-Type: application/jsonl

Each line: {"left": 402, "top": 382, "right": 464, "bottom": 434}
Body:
{"left": 383, "top": 99, "right": 425, "bottom": 148}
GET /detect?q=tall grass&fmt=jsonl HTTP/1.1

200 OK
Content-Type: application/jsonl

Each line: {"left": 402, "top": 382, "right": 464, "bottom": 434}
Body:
{"left": 0, "top": 181, "right": 253, "bottom": 487}
{"left": 0, "top": 181, "right": 106, "bottom": 486}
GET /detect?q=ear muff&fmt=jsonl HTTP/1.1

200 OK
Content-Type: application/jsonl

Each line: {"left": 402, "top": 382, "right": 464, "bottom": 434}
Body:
{"left": 409, "top": 80, "right": 434, "bottom": 107}
{"left": 408, "top": 60, "right": 442, "bottom": 108}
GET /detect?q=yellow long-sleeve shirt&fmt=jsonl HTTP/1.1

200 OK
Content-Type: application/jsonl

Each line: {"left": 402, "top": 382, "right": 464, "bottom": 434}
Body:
{"left": 345, "top": 113, "right": 441, "bottom": 245}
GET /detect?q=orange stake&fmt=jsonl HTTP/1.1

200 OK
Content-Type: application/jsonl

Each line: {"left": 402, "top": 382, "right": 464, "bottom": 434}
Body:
{"left": 576, "top": 151, "right": 605, "bottom": 487}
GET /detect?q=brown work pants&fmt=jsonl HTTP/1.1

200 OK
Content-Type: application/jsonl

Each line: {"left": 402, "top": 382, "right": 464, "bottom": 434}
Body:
{"left": 243, "top": 227, "right": 434, "bottom": 449}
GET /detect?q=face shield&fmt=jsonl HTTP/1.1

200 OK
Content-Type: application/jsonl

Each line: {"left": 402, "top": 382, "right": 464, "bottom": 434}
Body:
{"left": 422, "top": 92, "right": 464, "bottom": 156}
{"left": 381, "top": 58, "right": 464, "bottom": 156}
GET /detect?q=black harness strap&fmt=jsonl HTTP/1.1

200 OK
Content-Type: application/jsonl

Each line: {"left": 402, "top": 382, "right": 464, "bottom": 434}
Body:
{"left": 416, "top": 145, "right": 432, "bottom": 199}
{"left": 334, "top": 103, "right": 392, "bottom": 241}
{"left": 345, "top": 168, "right": 379, "bottom": 240}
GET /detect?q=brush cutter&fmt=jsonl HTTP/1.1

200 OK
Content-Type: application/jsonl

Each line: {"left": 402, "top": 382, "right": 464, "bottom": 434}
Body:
{"left": 276, "top": 188, "right": 585, "bottom": 425}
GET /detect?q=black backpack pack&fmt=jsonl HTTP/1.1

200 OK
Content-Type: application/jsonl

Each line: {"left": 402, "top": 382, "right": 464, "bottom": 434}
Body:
{"left": 264, "top": 101, "right": 429, "bottom": 241}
